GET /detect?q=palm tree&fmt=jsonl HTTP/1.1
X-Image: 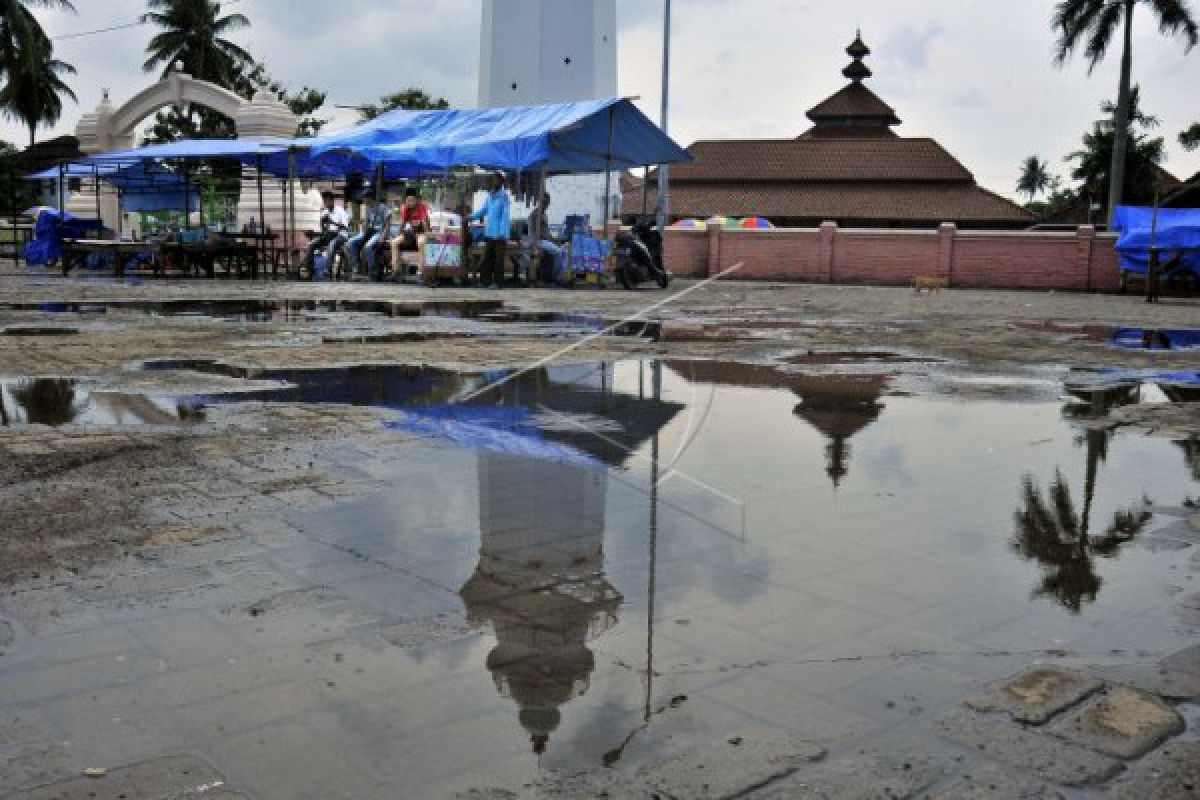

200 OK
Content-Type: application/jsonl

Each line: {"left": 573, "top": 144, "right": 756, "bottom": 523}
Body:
{"left": 141, "top": 0, "right": 251, "bottom": 87}
{"left": 1053, "top": 0, "right": 1198, "bottom": 225}
{"left": 0, "top": 0, "right": 76, "bottom": 79}
{"left": 1017, "top": 156, "right": 1052, "bottom": 201}
{"left": 0, "top": 38, "right": 75, "bottom": 146}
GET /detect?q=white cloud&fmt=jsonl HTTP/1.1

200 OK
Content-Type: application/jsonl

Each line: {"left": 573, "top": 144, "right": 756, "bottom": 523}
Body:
{"left": 6, "top": 0, "right": 1198, "bottom": 200}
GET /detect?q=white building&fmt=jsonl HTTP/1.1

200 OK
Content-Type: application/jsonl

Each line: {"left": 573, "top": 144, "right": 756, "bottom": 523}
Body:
{"left": 477, "top": 0, "right": 620, "bottom": 227}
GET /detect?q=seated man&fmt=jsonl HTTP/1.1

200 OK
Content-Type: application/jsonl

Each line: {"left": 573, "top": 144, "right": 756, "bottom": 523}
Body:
{"left": 388, "top": 187, "right": 432, "bottom": 280}
{"left": 527, "top": 192, "right": 567, "bottom": 284}
{"left": 306, "top": 191, "right": 350, "bottom": 278}
{"left": 345, "top": 195, "right": 392, "bottom": 281}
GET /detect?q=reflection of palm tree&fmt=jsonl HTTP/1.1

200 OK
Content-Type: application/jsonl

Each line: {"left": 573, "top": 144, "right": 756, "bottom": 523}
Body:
{"left": 11, "top": 378, "right": 80, "bottom": 425}
{"left": 1012, "top": 468, "right": 1153, "bottom": 613}
{"left": 1177, "top": 440, "right": 1200, "bottom": 481}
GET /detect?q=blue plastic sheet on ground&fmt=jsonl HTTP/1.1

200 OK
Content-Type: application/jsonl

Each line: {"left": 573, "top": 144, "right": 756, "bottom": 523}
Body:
{"left": 1087, "top": 367, "right": 1200, "bottom": 386}
{"left": 22, "top": 209, "right": 104, "bottom": 266}
{"left": 1111, "top": 205, "right": 1200, "bottom": 276}
{"left": 384, "top": 405, "right": 602, "bottom": 468}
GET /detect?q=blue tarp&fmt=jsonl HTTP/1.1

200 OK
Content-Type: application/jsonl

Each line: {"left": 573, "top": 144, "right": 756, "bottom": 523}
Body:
{"left": 69, "top": 99, "right": 689, "bottom": 179}
{"left": 22, "top": 209, "right": 104, "bottom": 266}
{"left": 305, "top": 98, "right": 692, "bottom": 174}
{"left": 26, "top": 161, "right": 200, "bottom": 213}
{"left": 1111, "top": 205, "right": 1200, "bottom": 276}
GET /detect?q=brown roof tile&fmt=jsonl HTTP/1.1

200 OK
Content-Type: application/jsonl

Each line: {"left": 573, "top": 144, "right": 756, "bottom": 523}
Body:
{"left": 622, "top": 182, "right": 1034, "bottom": 224}
{"left": 666, "top": 138, "right": 973, "bottom": 183}
{"left": 806, "top": 83, "right": 899, "bottom": 124}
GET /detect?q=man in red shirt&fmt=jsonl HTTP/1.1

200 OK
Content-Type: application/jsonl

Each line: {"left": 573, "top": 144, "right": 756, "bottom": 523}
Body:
{"left": 389, "top": 188, "right": 432, "bottom": 275}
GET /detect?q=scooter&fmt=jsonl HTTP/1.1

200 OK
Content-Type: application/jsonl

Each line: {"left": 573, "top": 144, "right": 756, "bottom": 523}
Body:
{"left": 614, "top": 218, "right": 670, "bottom": 290}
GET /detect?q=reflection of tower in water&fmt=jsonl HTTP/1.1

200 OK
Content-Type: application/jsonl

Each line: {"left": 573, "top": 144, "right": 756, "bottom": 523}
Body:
{"left": 459, "top": 452, "right": 620, "bottom": 754}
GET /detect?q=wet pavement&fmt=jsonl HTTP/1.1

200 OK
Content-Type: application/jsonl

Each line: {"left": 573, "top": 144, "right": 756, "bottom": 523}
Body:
{"left": 0, "top": 273, "right": 1198, "bottom": 798}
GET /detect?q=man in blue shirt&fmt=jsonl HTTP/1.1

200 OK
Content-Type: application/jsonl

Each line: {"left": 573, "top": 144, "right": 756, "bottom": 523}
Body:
{"left": 470, "top": 172, "right": 512, "bottom": 288}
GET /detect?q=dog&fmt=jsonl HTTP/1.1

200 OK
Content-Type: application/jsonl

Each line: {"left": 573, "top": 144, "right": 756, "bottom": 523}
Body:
{"left": 912, "top": 276, "right": 948, "bottom": 294}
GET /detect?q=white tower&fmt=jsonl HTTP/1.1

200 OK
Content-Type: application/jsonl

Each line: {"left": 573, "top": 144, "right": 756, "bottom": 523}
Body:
{"left": 478, "top": 0, "right": 619, "bottom": 226}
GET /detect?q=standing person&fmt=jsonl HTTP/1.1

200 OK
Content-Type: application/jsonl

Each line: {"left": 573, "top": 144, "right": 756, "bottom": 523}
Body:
{"left": 470, "top": 172, "right": 511, "bottom": 289}
{"left": 388, "top": 187, "right": 433, "bottom": 278}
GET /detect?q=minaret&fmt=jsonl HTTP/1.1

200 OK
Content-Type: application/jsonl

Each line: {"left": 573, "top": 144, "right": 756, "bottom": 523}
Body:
{"left": 477, "top": 0, "right": 620, "bottom": 225}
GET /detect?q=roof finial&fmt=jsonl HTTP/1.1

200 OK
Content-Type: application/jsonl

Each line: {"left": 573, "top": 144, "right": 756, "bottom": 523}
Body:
{"left": 843, "top": 30, "right": 872, "bottom": 83}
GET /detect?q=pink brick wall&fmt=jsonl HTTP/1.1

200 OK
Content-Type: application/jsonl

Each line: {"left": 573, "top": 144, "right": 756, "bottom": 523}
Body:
{"left": 664, "top": 222, "right": 1122, "bottom": 291}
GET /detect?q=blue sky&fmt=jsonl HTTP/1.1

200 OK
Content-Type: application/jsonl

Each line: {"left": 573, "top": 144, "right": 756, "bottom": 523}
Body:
{"left": 6, "top": 0, "right": 1199, "bottom": 200}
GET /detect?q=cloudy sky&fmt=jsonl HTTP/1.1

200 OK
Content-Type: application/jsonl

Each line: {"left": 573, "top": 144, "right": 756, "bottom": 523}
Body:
{"left": 6, "top": 0, "right": 1199, "bottom": 200}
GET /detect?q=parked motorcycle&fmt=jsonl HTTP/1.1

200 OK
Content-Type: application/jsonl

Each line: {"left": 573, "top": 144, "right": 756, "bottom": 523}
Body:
{"left": 614, "top": 218, "right": 669, "bottom": 290}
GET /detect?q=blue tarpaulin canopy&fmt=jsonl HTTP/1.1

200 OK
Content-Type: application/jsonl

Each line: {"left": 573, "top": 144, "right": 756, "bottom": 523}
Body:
{"left": 82, "top": 138, "right": 292, "bottom": 163}
{"left": 304, "top": 98, "right": 692, "bottom": 174}
{"left": 26, "top": 161, "right": 200, "bottom": 213}
{"left": 1111, "top": 205, "right": 1200, "bottom": 276}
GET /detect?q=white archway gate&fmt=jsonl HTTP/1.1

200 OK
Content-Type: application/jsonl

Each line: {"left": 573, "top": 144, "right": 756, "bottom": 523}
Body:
{"left": 71, "top": 71, "right": 320, "bottom": 237}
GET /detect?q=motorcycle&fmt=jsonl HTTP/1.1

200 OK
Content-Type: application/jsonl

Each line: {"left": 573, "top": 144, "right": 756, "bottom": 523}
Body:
{"left": 614, "top": 218, "right": 670, "bottom": 290}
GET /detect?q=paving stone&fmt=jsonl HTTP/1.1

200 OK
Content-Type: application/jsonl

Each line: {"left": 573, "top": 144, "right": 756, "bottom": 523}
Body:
{"left": 935, "top": 709, "right": 1123, "bottom": 787}
{"left": 12, "top": 754, "right": 228, "bottom": 799}
{"left": 1046, "top": 685, "right": 1184, "bottom": 759}
{"left": 72, "top": 565, "right": 216, "bottom": 602}
{"left": 1090, "top": 664, "right": 1200, "bottom": 702}
{"left": 1110, "top": 740, "right": 1200, "bottom": 800}
{"left": 748, "top": 751, "right": 951, "bottom": 799}
{"left": 1159, "top": 644, "right": 1200, "bottom": 677}
{"left": 637, "top": 729, "right": 826, "bottom": 799}
{"left": 964, "top": 667, "right": 1102, "bottom": 724}
{"left": 931, "top": 763, "right": 1064, "bottom": 800}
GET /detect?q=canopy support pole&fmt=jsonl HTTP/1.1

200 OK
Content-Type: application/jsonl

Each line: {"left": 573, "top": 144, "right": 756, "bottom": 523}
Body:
{"left": 57, "top": 162, "right": 65, "bottom": 213}
{"left": 656, "top": 0, "right": 672, "bottom": 236}
{"left": 603, "top": 105, "right": 616, "bottom": 232}
{"left": 287, "top": 148, "right": 298, "bottom": 278}
{"left": 92, "top": 165, "right": 100, "bottom": 234}
{"left": 10, "top": 156, "right": 19, "bottom": 267}
{"left": 642, "top": 165, "right": 649, "bottom": 217}
{"left": 255, "top": 156, "right": 266, "bottom": 269}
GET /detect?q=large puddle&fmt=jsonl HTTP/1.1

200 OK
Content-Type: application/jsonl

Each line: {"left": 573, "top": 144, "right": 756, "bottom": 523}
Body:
{"left": 2, "top": 358, "right": 1198, "bottom": 795}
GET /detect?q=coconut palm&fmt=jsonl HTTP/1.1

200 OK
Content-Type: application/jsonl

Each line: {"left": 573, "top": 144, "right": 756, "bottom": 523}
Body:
{"left": 1053, "top": 0, "right": 1198, "bottom": 224}
{"left": 1017, "top": 156, "right": 1052, "bottom": 201}
{"left": 0, "top": 0, "right": 76, "bottom": 79}
{"left": 1181, "top": 122, "right": 1200, "bottom": 150}
{"left": 0, "top": 38, "right": 75, "bottom": 146}
{"left": 141, "top": 0, "right": 251, "bottom": 87}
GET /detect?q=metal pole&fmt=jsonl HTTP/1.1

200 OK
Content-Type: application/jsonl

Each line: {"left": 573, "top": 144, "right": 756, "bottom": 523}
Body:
{"left": 57, "top": 161, "right": 65, "bottom": 213}
{"left": 603, "top": 105, "right": 616, "bottom": 228}
{"left": 92, "top": 165, "right": 100, "bottom": 232}
{"left": 1146, "top": 183, "right": 1161, "bottom": 304}
{"left": 255, "top": 156, "right": 266, "bottom": 269}
{"left": 288, "top": 148, "right": 298, "bottom": 276}
{"left": 655, "top": 0, "right": 671, "bottom": 235}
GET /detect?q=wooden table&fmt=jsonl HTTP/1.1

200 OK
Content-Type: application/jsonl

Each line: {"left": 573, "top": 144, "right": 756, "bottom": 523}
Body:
{"left": 157, "top": 240, "right": 259, "bottom": 279}
{"left": 61, "top": 239, "right": 156, "bottom": 278}
{"left": 227, "top": 231, "right": 283, "bottom": 277}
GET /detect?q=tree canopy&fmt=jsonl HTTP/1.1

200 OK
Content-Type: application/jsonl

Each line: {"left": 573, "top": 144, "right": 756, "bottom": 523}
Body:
{"left": 357, "top": 88, "right": 449, "bottom": 121}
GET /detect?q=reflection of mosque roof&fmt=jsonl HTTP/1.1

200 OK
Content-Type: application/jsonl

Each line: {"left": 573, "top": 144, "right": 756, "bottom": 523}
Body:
{"left": 663, "top": 360, "right": 887, "bottom": 440}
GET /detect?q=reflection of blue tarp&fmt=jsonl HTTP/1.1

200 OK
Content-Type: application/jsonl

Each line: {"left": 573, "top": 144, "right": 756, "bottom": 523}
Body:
{"left": 385, "top": 405, "right": 601, "bottom": 467}
{"left": 1111, "top": 327, "right": 1200, "bottom": 350}
{"left": 1111, "top": 205, "right": 1200, "bottom": 276}
{"left": 307, "top": 98, "right": 692, "bottom": 175}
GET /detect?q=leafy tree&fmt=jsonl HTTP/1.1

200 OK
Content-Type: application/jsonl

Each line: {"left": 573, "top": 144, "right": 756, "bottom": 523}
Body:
{"left": 1053, "top": 0, "right": 1198, "bottom": 224}
{"left": 1067, "top": 91, "right": 1167, "bottom": 207}
{"left": 0, "top": 0, "right": 75, "bottom": 80}
{"left": 1017, "top": 155, "right": 1052, "bottom": 201}
{"left": 1181, "top": 122, "right": 1200, "bottom": 151}
{"left": 357, "top": 88, "right": 449, "bottom": 121}
{"left": 0, "top": 40, "right": 75, "bottom": 146}
{"left": 239, "top": 61, "right": 327, "bottom": 137}
{"left": 141, "top": 0, "right": 252, "bottom": 86}
{"left": 0, "top": 0, "right": 76, "bottom": 146}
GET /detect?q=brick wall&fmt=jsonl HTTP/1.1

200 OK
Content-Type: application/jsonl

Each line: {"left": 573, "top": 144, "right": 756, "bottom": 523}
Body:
{"left": 665, "top": 222, "right": 1122, "bottom": 291}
